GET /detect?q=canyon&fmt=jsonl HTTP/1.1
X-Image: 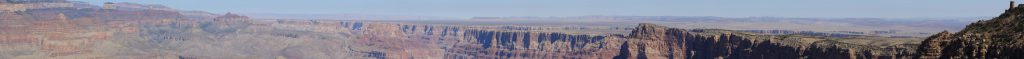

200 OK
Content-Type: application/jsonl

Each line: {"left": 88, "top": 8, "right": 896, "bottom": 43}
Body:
{"left": 0, "top": 0, "right": 1021, "bottom": 59}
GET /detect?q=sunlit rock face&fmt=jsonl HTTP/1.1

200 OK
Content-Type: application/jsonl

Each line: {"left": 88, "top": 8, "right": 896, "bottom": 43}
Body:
{"left": 335, "top": 21, "right": 620, "bottom": 59}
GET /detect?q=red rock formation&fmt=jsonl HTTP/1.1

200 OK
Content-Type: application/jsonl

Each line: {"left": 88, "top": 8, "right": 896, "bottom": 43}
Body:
{"left": 0, "top": 2, "right": 182, "bottom": 58}
{"left": 619, "top": 23, "right": 685, "bottom": 59}
{"left": 0, "top": 12, "right": 32, "bottom": 44}
{"left": 336, "top": 21, "right": 620, "bottom": 59}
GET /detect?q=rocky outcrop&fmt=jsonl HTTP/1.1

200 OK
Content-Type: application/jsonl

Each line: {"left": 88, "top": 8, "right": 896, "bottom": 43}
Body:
{"left": 618, "top": 23, "right": 685, "bottom": 59}
{"left": 334, "top": 21, "right": 621, "bottom": 59}
{"left": 914, "top": 5, "right": 1024, "bottom": 59}
{"left": 614, "top": 23, "right": 917, "bottom": 59}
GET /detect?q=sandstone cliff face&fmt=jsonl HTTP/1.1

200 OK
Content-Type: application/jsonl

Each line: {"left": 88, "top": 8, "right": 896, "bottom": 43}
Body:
{"left": 0, "top": 1, "right": 208, "bottom": 58}
{"left": 340, "top": 22, "right": 920, "bottom": 59}
{"left": 336, "top": 21, "right": 621, "bottom": 59}
{"left": 614, "top": 23, "right": 917, "bottom": 59}
{"left": 915, "top": 5, "right": 1024, "bottom": 59}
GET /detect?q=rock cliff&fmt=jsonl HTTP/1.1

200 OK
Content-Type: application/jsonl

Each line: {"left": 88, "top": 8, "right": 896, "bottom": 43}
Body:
{"left": 334, "top": 21, "right": 621, "bottom": 59}
{"left": 914, "top": 5, "right": 1024, "bottom": 59}
{"left": 613, "top": 23, "right": 917, "bottom": 59}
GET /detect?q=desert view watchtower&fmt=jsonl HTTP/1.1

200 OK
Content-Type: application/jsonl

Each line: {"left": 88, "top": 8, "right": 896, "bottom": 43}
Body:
{"left": 1013, "top": 0, "right": 1017, "bottom": 9}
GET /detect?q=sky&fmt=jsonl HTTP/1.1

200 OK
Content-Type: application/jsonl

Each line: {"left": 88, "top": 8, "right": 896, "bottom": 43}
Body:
{"left": 73, "top": 0, "right": 1006, "bottom": 18}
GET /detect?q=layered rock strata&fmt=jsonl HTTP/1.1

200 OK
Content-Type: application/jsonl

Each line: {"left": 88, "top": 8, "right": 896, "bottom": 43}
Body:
{"left": 613, "top": 23, "right": 917, "bottom": 59}
{"left": 5, "top": 1, "right": 1004, "bottom": 59}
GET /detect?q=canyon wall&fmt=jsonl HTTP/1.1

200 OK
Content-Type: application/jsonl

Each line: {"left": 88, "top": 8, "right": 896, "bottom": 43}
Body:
{"left": 0, "top": 7, "right": 924, "bottom": 58}
{"left": 13, "top": 1, "right": 1019, "bottom": 59}
{"left": 335, "top": 21, "right": 622, "bottom": 59}
{"left": 330, "top": 21, "right": 923, "bottom": 59}
{"left": 613, "top": 23, "right": 916, "bottom": 59}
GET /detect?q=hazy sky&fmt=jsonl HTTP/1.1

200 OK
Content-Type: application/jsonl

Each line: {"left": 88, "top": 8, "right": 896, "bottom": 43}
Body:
{"left": 74, "top": 0, "right": 1005, "bottom": 18}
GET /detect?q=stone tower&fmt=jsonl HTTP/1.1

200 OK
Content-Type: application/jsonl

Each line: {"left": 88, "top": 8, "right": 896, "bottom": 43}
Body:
{"left": 1013, "top": 0, "right": 1017, "bottom": 9}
